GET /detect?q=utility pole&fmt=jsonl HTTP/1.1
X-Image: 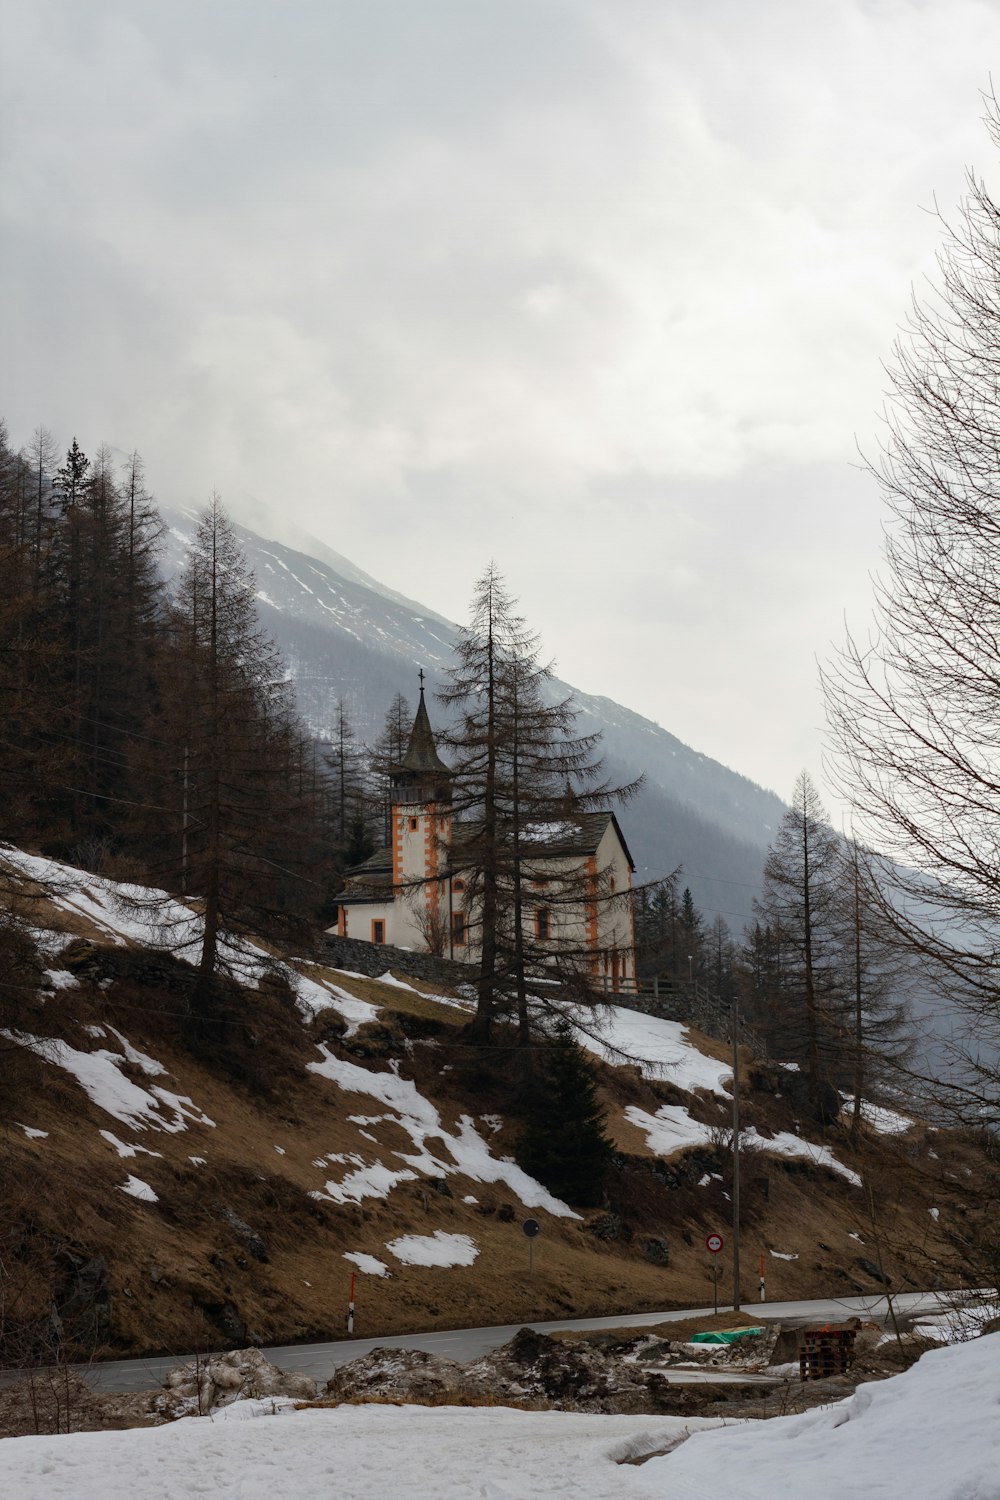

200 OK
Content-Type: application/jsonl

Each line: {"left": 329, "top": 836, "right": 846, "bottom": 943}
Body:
{"left": 731, "top": 985, "right": 742, "bottom": 1311}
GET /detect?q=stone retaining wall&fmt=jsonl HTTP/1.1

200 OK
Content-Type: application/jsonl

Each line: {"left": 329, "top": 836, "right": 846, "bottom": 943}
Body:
{"left": 320, "top": 933, "right": 477, "bottom": 991}
{"left": 318, "top": 934, "right": 695, "bottom": 1027}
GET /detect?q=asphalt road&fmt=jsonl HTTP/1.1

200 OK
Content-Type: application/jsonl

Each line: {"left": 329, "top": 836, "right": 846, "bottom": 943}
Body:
{"left": 67, "top": 1289, "right": 960, "bottom": 1394}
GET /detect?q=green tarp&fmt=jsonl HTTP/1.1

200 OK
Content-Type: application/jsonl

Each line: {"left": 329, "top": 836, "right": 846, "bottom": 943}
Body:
{"left": 689, "top": 1327, "right": 765, "bottom": 1344}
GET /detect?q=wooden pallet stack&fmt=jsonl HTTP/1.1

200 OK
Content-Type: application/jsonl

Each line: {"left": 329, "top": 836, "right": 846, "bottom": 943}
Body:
{"left": 799, "top": 1325, "right": 857, "bottom": 1380}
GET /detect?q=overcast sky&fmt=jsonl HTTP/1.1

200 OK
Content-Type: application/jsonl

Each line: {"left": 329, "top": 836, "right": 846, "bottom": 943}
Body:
{"left": 3, "top": 0, "right": 999, "bottom": 800}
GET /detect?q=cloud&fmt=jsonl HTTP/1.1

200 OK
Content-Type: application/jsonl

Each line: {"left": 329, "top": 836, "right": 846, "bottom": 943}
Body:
{"left": 2, "top": 0, "right": 997, "bottom": 794}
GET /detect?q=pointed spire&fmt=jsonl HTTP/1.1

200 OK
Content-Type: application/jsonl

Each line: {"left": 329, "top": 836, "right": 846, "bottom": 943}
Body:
{"left": 400, "top": 678, "right": 449, "bottom": 775}
{"left": 390, "top": 674, "right": 451, "bottom": 808}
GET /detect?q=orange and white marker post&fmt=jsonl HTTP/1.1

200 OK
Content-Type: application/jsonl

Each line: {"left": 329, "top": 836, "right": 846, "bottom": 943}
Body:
{"left": 759, "top": 1253, "right": 765, "bottom": 1302}
{"left": 348, "top": 1272, "right": 356, "bottom": 1334}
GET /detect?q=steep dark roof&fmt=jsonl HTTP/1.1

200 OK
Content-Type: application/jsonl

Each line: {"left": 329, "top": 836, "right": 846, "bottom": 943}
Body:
{"left": 452, "top": 811, "right": 634, "bottom": 869}
{"left": 334, "top": 845, "right": 392, "bottom": 904}
{"left": 395, "top": 688, "right": 450, "bottom": 778}
{"left": 337, "top": 810, "right": 634, "bottom": 903}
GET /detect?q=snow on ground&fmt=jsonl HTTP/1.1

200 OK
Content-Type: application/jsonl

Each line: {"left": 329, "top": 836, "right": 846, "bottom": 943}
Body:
{"left": 42, "top": 968, "right": 79, "bottom": 990}
{"left": 576, "top": 1005, "right": 732, "bottom": 1094}
{"left": 313, "top": 1155, "right": 417, "bottom": 1205}
{"left": 907, "top": 1300, "right": 999, "bottom": 1344}
{"left": 99, "top": 1130, "right": 162, "bottom": 1160}
{"left": 624, "top": 1102, "right": 715, "bottom": 1155}
{"left": 385, "top": 1231, "right": 479, "bottom": 1268}
{"left": 841, "top": 1094, "right": 914, "bottom": 1134}
{"left": 369, "top": 970, "right": 471, "bottom": 1012}
{"left": 118, "top": 1175, "right": 157, "bottom": 1202}
{"left": 741, "top": 1126, "right": 862, "bottom": 1186}
{"left": 770, "top": 1249, "right": 799, "bottom": 1260}
{"left": 103, "top": 1027, "right": 166, "bottom": 1076}
{"left": 309, "top": 1045, "right": 579, "bottom": 1217}
{"left": 636, "top": 1331, "right": 1000, "bottom": 1500}
{"left": 0, "top": 1406, "right": 707, "bottom": 1500}
{"left": 291, "top": 968, "right": 381, "bottom": 1035}
{"left": 6, "top": 1337, "right": 1000, "bottom": 1498}
{"left": 16, "top": 1123, "right": 48, "bottom": 1139}
{"left": 343, "top": 1252, "right": 390, "bottom": 1277}
{"left": 1, "top": 1031, "right": 215, "bottom": 1135}
{"left": 0, "top": 846, "right": 275, "bottom": 987}
{"left": 2, "top": 847, "right": 201, "bottom": 952}
{"left": 624, "top": 1105, "right": 861, "bottom": 1185}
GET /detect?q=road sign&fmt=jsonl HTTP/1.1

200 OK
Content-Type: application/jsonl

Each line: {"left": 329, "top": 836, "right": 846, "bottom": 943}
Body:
{"left": 522, "top": 1219, "right": 540, "bottom": 1238}
{"left": 706, "top": 1232, "right": 724, "bottom": 1254}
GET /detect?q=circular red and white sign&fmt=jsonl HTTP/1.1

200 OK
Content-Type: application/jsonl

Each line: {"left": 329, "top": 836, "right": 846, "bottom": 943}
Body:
{"left": 705, "top": 1233, "right": 724, "bottom": 1254}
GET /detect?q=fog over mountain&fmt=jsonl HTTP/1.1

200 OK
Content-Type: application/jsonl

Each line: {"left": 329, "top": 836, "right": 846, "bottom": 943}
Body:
{"left": 162, "top": 509, "right": 782, "bottom": 929}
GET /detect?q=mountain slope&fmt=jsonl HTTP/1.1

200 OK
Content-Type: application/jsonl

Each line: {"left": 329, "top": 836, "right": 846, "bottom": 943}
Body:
{"left": 161, "top": 510, "right": 783, "bottom": 923}
{"left": 0, "top": 848, "right": 970, "bottom": 1362}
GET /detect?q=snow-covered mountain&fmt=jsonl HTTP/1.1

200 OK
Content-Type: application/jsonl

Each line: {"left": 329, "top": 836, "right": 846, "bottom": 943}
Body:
{"left": 161, "top": 508, "right": 784, "bottom": 924}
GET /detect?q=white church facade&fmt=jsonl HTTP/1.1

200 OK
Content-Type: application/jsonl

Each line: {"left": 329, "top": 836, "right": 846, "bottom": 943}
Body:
{"left": 332, "top": 689, "right": 637, "bottom": 993}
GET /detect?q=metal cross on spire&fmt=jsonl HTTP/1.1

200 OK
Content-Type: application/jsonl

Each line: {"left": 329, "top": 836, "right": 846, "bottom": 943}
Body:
{"left": 418, "top": 667, "right": 425, "bottom": 692}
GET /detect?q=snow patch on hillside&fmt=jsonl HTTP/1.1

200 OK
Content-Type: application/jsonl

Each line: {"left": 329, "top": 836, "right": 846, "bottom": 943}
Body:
{"left": 625, "top": 1103, "right": 861, "bottom": 1185}
{"left": 343, "top": 1252, "right": 390, "bottom": 1278}
{"left": 1, "top": 846, "right": 277, "bottom": 987}
{"left": 385, "top": 1231, "right": 479, "bottom": 1268}
{"left": 291, "top": 969, "right": 381, "bottom": 1035}
{"left": 2, "top": 1030, "right": 215, "bottom": 1134}
{"left": 119, "top": 1175, "right": 158, "bottom": 1202}
{"left": 576, "top": 1006, "right": 732, "bottom": 1094}
{"left": 309, "top": 1045, "right": 579, "bottom": 1217}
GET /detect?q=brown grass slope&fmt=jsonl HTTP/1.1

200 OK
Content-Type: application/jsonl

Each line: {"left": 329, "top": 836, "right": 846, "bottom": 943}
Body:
{"left": 0, "top": 912, "right": 987, "bottom": 1364}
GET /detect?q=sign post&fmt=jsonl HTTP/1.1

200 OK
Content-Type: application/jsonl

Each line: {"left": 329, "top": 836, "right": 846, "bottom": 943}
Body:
{"left": 706, "top": 1232, "right": 724, "bottom": 1316}
{"left": 522, "top": 1218, "right": 540, "bottom": 1272}
{"left": 759, "top": 1252, "right": 766, "bottom": 1303}
{"left": 347, "top": 1272, "right": 356, "bottom": 1334}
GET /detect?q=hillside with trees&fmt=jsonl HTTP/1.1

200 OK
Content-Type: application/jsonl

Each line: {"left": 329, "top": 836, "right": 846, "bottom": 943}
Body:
{"left": 0, "top": 416, "right": 989, "bottom": 1374}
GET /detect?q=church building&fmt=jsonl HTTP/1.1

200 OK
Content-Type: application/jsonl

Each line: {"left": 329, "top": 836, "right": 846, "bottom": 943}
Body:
{"left": 332, "top": 686, "right": 637, "bottom": 992}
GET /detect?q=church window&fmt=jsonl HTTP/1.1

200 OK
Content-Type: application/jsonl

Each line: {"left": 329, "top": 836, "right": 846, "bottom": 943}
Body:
{"left": 535, "top": 908, "right": 551, "bottom": 941}
{"left": 452, "top": 912, "right": 466, "bottom": 944}
{"left": 453, "top": 878, "right": 465, "bottom": 892}
{"left": 372, "top": 919, "right": 385, "bottom": 944}
{"left": 409, "top": 816, "right": 419, "bottom": 831}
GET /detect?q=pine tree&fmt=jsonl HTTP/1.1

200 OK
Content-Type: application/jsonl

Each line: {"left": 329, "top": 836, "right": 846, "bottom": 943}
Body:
{"left": 325, "top": 697, "right": 373, "bottom": 864}
{"left": 370, "top": 690, "right": 413, "bottom": 844}
{"left": 516, "top": 1019, "right": 613, "bottom": 1206}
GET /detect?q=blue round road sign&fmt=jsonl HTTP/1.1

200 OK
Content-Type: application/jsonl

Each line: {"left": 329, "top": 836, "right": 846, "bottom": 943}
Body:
{"left": 522, "top": 1219, "right": 540, "bottom": 1238}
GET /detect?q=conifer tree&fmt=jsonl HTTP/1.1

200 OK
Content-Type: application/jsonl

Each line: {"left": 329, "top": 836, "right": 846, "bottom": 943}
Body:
{"left": 516, "top": 1019, "right": 612, "bottom": 1206}
{"left": 440, "top": 565, "right": 638, "bottom": 1046}
{"left": 370, "top": 691, "right": 413, "bottom": 843}
{"left": 325, "top": 697, "right": 373, "bottom": 865}
{"left": 141, "top": 498, "right": 321, "bottom": 1003}
{"left": 753, "top": 771, "right": 845, "bottom": 1121}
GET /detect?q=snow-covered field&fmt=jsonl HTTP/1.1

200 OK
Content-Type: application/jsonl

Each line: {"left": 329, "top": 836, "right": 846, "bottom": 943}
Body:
{"left": 3, "top": 1334, "right": 998, "bottom": 1499}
